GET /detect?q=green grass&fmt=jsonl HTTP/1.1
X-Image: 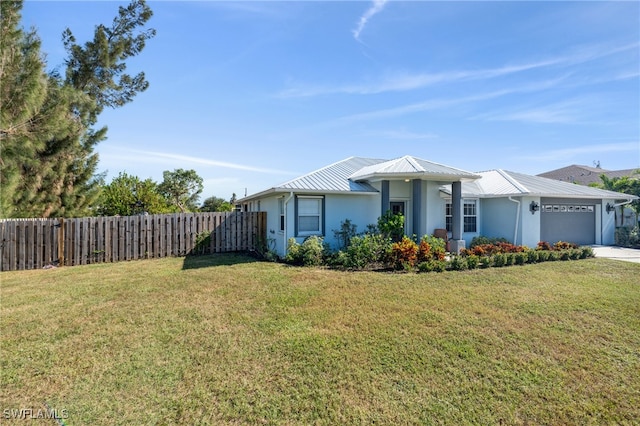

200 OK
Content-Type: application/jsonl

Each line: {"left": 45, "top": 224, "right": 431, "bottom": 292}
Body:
{"left": 1, "top": 254, "right": 639, "bottom": 425}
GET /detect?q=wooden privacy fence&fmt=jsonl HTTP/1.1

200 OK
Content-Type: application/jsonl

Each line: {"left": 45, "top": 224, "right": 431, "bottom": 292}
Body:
{"left": 0, "top": 212, "right": 266, "bottom": 271}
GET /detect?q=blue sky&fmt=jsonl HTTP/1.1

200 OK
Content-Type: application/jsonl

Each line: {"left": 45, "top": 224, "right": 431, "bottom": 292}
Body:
{"left": 21, "top": 1, "right": 640, "bottom": 201}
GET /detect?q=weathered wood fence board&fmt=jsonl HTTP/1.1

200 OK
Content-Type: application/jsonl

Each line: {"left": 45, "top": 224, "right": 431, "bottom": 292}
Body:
{"left": 0, "top": 212, "right": 266, "bottom": 272}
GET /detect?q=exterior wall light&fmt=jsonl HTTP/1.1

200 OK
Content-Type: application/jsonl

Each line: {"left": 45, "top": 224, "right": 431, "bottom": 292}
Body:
{"left": 606, "top": 203, "right": 615, "bottom": 214}
{"left": 529, "top": 201, "right": 540, "bottom": 214}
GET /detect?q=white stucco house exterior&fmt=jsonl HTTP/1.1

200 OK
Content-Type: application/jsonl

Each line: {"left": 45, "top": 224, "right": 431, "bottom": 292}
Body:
{"left": 238, "top": 156, "right": 637, "bottom": 257}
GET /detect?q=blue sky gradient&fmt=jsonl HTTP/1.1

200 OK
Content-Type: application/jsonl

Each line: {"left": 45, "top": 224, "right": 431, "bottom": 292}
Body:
{"left": 21, "top": 1, "right": 640, "bottom": 200}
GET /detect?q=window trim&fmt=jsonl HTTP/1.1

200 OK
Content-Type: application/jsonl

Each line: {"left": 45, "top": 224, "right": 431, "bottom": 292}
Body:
{"left": 278, "top": 197, "right": 285, "bottom": 232}
{"left": 446, "top": 199, "right": 477, "bottom": 233}
{"left": 295, "top": 195, "right": 325, "bottom": 237}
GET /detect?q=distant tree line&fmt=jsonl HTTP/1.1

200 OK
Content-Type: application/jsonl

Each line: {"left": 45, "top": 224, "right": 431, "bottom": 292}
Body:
{"left": 97, "top": 168, "right": 234, "bottom": 216}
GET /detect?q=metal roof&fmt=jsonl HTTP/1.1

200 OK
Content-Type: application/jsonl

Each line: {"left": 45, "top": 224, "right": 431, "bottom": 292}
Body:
{"left": 441, "top": 169, "right": 638, "bottom": 200}
{"left": 278, "top": 156, "right": 383, "bottom": 192}
{"left": 241, "top": 157, "right": 637, "bottom": 202}
{"left": 240, "top": 157, "right": 385, "bottom": 200}
{"left": 348, "top": 155, "right": 480, "bottom": 181}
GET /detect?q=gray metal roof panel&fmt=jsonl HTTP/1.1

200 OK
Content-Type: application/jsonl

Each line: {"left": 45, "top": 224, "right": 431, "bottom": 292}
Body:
{"left": 277, "top": 156, "right": 384, "bottom": 192}
{"left": 502, "top": 170, "right": 636, "bottom": 199}
{"left": 447, "top": 170, "right": 637, "bottom": 199}
{"left": 349, "top": 155, "right": 480, "bottom": 181}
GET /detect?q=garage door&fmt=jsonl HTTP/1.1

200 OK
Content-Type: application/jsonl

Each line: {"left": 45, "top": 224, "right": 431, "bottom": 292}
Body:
{"left": 540, "top": 201, "right": 596, "bottom": 245}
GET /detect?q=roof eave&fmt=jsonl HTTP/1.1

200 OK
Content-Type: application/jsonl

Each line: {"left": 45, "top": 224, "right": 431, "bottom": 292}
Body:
{"left": 239, "top": 187, "right": 379, "bottom": 202}
{"left": 353, "top": 172, "right": 481, "bottom": 182}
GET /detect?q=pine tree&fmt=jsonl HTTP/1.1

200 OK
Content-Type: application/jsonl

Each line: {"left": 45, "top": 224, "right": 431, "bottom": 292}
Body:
{"left": 0, "top": 1, "right": 51, "bottom": 217}
{"left": 0, "top": 0, "right": 155, "bottom": 218}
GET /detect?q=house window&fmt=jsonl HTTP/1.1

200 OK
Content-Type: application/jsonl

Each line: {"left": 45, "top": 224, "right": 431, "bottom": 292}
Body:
{"left": 278, "top": 198, "right": 285, "bottom": 232}
{"left": 446, "top": 200, "right": 477, "bottom": 233}
{"left": 296, "top": 196, "right": 323, "bottom": 236}
{"left": 463, "top": 201, "right": 477, "bottom": 233}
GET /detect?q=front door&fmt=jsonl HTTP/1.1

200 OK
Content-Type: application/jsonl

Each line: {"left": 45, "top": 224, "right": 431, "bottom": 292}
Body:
{"left": 390, "top": 201, "right": 407, "bottom": 235}
{"left": 390, "top": 201, "right": 405, "bottom": 216}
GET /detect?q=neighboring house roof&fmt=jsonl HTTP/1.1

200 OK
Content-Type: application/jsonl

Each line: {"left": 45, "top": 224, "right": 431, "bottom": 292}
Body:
{"left": 537, "top": 164, "right": 639, "bottom": 185}
{"left": 349, "top": 155, "right": 480, "bottom": 182}
{"left": 441, "top": 169, "right": 638, "bottom": 200}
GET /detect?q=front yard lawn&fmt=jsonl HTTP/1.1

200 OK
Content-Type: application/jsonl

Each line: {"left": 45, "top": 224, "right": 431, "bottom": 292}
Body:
{"left": 1, "top": 254, "right": 639, "bottom": 424}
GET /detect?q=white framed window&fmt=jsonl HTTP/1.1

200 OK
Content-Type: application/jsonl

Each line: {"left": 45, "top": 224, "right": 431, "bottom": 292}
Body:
{"left": 446, "top": 200, "right": 477, "bottom": 233}
{"left": 296, "top": 196, "right": 323, "bottom": 236}
{"left": 278, "top": 198, "right": 285, "bottom": 232}
{"left": 463, "top": 201, "right": 477, "bottom": 233}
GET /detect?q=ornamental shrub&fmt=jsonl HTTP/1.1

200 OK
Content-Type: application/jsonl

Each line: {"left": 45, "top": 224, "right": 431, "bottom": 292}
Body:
{"left": 514, "top": 252, "right": 527, "bottom": 265}
{"left": 332, "top": 219, "right": 358, "bottom": 250}
{"left": 378, "top": 210, "right": 405, "bottom": 241}
{"left": 537, "top": 241, "right": 553, "bottom": 251}
{"left": 580, "top": 246, "right": 594, "bottom": 259}
{"left": 417, "top": 240, "right": 432, "bottom": 263}
{"left": 433, "top": 260, "right": 447, "bottom": 272}
{"left": 616, "top": 226, "right": 640, "bottom": 248}
{"left": 569, "top": 249, "right": 581, "bottom": 260}
{"left": 391, "top": 236, "right": 418, "bottom": 270}
{"left": 418, "top": 260, "right": 446, "bottom": 273}
{"left": 479, "top": 256, "right": 492, "bottom": 269}
{"left": 285, "top": 236, "right": 326, "bottom": 266}
{"left": 526, "top": 249, "right": 539, "bottom": 264}
{"left": 554, "top": 241, "right": 578, "bottom": 251}
{"left": 537, "top": 250, "right": 550, "bottom": 262}
{"left": 466, "top": 254, "right": 479, "bottom": 269}
{"left": 470, "top": 236, "right": 510, "bottom": 248}
{"left": 493, "top": 253, "right": 507, "bottom": 267}
{"left": 449, "top": 255, "right": 467, "bottom": 271}
{"left": 504, "top": 253, "right": 515, "bottom": 266}
{"left": 341, "top": 234, "right": 391, "bottom": 269}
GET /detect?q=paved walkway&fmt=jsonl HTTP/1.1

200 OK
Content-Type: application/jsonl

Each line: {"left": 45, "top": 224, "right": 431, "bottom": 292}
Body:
{"left": 591, "top": 245, "right": 640, "bottom": 264}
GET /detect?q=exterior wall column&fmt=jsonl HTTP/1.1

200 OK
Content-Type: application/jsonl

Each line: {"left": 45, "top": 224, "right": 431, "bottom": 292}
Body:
{"left": 381, "top": 180, "right": 390, "bottom": 215}
{"left": 412, "top": 179, "right": 422, "bottom": 237}
{"left": 450, "top": 181, "right": 466, "bottom": 253}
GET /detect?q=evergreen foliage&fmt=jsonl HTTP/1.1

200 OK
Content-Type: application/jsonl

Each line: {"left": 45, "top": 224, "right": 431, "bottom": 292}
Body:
{"left": 0, "top": 0, "right": 155, "bottom": 218}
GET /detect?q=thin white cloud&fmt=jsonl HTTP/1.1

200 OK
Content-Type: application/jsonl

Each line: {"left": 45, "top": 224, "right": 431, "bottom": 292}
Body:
{"left": 519, "top": 142, "right": 640, "bottom": 162}
{"left": 278, "top": 42, "right": 639, "bottom": 98}
{"left": 473, "top": 99, "right": 587, "bottom": 124}
{"left": 352, "top": 0, "right": 389, "bottom": 42}
{"left": 340, "top": 76, "right": 568, "bottom": 122}
{"left": 106, "top": 148, "right": 293, "bottom": 175}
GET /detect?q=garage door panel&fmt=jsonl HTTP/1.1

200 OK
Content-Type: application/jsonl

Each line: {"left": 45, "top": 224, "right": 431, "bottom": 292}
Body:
{"left": 540, "top": 203, "right": 595, "bottom": 245}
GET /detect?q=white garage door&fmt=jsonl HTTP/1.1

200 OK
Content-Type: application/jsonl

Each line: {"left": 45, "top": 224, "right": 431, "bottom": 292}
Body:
{"left": 540, "top": 200, "right": 596, "bottom": 245}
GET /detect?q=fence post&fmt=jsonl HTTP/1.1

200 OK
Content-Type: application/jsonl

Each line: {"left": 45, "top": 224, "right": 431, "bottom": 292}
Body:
{"left": 57, "top": 218, "right": 65, "bottom": 266}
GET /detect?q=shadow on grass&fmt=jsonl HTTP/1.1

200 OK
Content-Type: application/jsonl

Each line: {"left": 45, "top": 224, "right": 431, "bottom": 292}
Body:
{"left": 182, "top": 252, "right": 262, "bottom": 270}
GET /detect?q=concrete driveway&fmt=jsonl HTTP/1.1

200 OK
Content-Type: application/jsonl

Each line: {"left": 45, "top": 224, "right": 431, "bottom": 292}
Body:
{"left": 592, "top": 246, "right": 640, "bottom": 264}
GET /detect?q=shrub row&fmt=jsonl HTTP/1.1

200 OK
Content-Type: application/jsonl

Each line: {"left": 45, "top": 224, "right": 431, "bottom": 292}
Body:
{"left": 283, "top": 235, "right": 594, "bottom": 273}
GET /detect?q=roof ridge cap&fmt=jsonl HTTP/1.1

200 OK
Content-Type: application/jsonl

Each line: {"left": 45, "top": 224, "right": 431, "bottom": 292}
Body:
{"left": 497, "top": 169, "right": 529, "bottom": 194}
{"left": 404, "top": 155, "right": 423, "bottom": 172}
